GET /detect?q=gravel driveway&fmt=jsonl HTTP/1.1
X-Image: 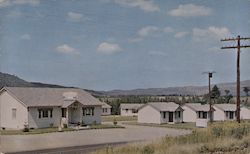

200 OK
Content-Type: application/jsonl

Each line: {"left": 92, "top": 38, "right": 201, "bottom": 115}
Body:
{"left": 0, "top": 123, "right": 191, "bottom": 153}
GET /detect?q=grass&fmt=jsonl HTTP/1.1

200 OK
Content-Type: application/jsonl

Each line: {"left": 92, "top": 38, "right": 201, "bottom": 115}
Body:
{"left": 102, "top": 115, "right": 137, "bottom": 122}
{"left": 0, "top": 127, "right": 74, "bottom": 135}
{"left": 0, "top": 124, "right": 124, "bottom": 135}
{"left": 92, "top": 121, "right": 250, "bottom": 154}
{"left": 89, "top": 124, "right": 125, "bottom": 129}
{"left": 123, "top": 121, "right": 196, "bottom": 130}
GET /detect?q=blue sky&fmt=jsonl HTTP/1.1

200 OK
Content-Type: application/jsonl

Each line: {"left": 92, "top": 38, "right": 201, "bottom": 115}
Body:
{"left": 0, "top": 0, "right": 250, "bottom": 90}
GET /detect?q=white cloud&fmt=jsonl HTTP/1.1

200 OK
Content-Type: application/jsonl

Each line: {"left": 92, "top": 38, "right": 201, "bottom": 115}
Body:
{"left": 114, "top": 0, "right": 160, "bottom": 12}
{"left": 193, "top": 26, "right": 231, "bottom": 41}
{"left": 97, "top": 42, "right": 122, "bottom": 54}
{"left": 67, "top": 12, "right": 86, "bottom": 22}
{"left": 0, "top": 0, "right": 39, "bottom": 7}
{"left": 168, "top": 4, "right": 212, "bottom": 17}
{"left": 56, "top": 44, "right": 79, "bottom": 55}
{"left": 129, "top": 26, "right": 159, "bottom": 43}
{"left": 0, "top": 0, "right": 11, "bottom": 7}
{"left": 20, "top": 34, "right": 31, "bottom": 40}
{"left": 174, "top": 31, "right": 189, "bottom": 38}
{"left": 137, "top": 26, "right": 159, "bottom": 37}
{"left": 13, "top": 0, "right": 40, "bottom": 6}
{"left": 163, "top": 27, "right": 174, "bottom": 33}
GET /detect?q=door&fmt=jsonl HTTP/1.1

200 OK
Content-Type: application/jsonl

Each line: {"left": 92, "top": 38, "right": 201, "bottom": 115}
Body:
{"left": 169, "top": 112, "right": 174, "bottom": 122}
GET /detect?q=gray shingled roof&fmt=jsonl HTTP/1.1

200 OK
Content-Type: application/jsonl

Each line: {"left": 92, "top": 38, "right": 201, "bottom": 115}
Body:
{"left": 214, "top": 104, "right": 236, "bottom": 111}
{"left": 184, "top": 103, "right": 213, "bottom": 112}
{"left": 120, "top": 103, "right": 143, "bottom": 110}
{"left": 101, "top": 102, "right": 112, "bottom": 108}
{"left": 2, "top": 87, "right": 102, "bottom": 107}
{"left": 141, "top": 102, "right": 182, "bottom": 112}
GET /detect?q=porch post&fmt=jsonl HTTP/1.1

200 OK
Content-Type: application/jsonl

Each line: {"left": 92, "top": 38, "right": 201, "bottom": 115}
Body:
{"left": 80, "top": 106, "right": 83, "bottom": 124}
{"left": 66, "top": 108, "right": 69, "bottom": 125}
{"left": 173, "top": 111, "right": 175, "bottom": 123}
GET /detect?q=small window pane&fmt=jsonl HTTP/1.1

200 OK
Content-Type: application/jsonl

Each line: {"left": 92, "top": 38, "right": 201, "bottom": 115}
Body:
{"left": 12, "top": 108, "right": 17, "bottom": 119}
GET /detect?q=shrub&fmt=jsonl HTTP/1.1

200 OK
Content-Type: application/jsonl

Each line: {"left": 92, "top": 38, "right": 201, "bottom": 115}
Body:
{"left": 81, "top": 122, "right": 87, "bottom": 127}
{"left": 212, "top": 127, "right": 224, "bottom": 137}
{"left": 142, "top": 145, "right": 154, "bottom": 154}
{"left": 113, "top": 119, "right": 117, "bottom": 125}
{"left": 63, "top": 124, "right": 68, "bottom": 128}
{"left": 231, "top": 126, "right": 248, "bottom": 139}
{"left": 23, "top": 124, "right": 29, "bottom": 132}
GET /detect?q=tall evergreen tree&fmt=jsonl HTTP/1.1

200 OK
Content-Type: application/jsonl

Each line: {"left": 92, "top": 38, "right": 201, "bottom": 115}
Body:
{"left": 211, "top": 85, "right": 221, "bottom": 103}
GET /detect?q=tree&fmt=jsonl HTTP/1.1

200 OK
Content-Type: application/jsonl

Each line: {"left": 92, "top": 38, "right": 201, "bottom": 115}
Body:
{"left": 243, "top": 87, "right": 250, "bottom": 96}
{"left": 243, "top": 87, "right": 250, "bottom": 104}
{"left": 210, "top": 85, "right": 221, "bottom": 103}
{"left": 224, "top": 89, "right": 233, "bottom": 103}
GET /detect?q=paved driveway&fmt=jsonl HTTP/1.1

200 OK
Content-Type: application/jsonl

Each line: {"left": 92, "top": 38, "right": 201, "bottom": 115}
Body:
{"left": 0, "top": 123, "right": 191, "bottom": 153}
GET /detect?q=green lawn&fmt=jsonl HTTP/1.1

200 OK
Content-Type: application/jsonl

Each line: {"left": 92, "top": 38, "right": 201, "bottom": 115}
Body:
{"left": 0, "top": 127, "right": 74, "bottom": 135}
{"left": 0, "top": 124, "right": 124, "bottom": 135}
{"left": 123, "top": 122, "right": 196, "bottom": 130}
{"left": 102, "top": 115, "right": 137, "bottom": 122}
{"left": 89, "top": 124, "right": 125, "bottom": 129}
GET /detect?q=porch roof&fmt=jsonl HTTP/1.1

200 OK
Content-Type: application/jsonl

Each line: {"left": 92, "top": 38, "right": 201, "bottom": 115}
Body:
{"left": 101, "top": 102, "right": 112, "bottom": 108}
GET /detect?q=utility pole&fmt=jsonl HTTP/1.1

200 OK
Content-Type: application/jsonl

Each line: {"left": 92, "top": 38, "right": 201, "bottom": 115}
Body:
{"left": 203, "top": 71, "right": 215, "bottom": 122}
{"left": 221, "top": 35, "right": 250, "bottom": 123}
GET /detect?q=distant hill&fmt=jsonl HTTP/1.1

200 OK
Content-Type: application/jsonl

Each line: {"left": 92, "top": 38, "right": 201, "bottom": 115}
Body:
{"left": 0, "top": 72, "right": 68, "bottom": 89}
{"left": 97, "top": 80, "right": 250, "bottom": 97}
{"left": 0, "top": 72, "right": 249, "bottom": 96}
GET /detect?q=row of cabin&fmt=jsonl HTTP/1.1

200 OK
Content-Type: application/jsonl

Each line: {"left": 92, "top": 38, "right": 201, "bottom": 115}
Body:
{"left": 120, "top": 102, "right": 250, "bottom": 124}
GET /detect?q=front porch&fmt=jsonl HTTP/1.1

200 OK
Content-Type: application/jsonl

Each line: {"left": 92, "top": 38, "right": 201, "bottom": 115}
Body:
{"left": 160, "top": 110, "right": 183, "bottom": 124}
{"left": 61, "top": 101, "right": 101, "bottom": 127}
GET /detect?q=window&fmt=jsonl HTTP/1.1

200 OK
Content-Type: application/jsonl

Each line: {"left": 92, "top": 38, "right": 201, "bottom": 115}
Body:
{"left": 83, "top": 107, "right": 94, "bottom": 116}
{"left": 163, "top": 112, "right": 166, "bottom": 119}
{"left": 38, "top": 108, "right": 53, "bottom": 118}
{"left": 125, "top": 109, "right": 128, "bottom": 113}
{"left": 198, "top": 111, "right": 208, "bottom": 119}
{"left": 43, "top": 110, "right": 49, "bottom": 118}
{"left": 203, "top": 112, "right": 208, "bottom": 119}
{"left": 132, "top": 109, "right": 138, "bottom": 113}
{"left": 225, "top": 111, "right": 234, "bottom": 119}
{"left": 176, "top": 111, "right": 181, "bottom": 118}
{"left": 103, "top": 108, "right": 107, "bottom": 113}
{"left": 12, "top": 108, "right": 17, "bottom": 119}
{"left": 62, "top": 108, "right": 67, "bottom": 118}
{"left": 229, "top": 111, "right": 234, "bottom": 119}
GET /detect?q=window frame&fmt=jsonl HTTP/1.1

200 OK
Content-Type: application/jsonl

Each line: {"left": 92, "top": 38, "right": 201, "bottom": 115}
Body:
{"left": 163, "top": 112, "right": 166, "bottom": 119}
{"left": 38, "top": 108, "right": 53, "bottom": 119}
{"left": 83, "top": 107, "right": 95, "bottom": 116}
{"left": 12, "top": 108, "right": 17, "bottom": 120}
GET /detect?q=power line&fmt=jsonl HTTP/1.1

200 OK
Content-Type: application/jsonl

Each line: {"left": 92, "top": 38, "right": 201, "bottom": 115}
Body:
{"left": 221, "top": 35, "right": 250, "bottom": 123}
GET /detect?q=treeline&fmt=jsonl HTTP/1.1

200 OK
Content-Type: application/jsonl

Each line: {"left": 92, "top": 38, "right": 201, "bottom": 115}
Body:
{"left": 99, "top": 85, "right": 241, "bottom": 115}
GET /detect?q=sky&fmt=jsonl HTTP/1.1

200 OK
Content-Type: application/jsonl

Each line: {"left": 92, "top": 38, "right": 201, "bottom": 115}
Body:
{"left": 0, "top": 0, "right": 250, "bottom": 91}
